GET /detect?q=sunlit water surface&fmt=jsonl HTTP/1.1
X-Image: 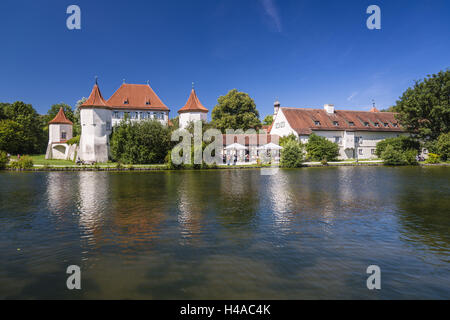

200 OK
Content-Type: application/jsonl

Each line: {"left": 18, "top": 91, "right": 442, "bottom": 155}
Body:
{"left": 0, "top": 167, "right": 449, "bottom": 299}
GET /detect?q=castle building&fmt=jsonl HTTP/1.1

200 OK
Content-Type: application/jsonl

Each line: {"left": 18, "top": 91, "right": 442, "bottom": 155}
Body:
{"left": 45, "top": 107, "right": 74, "bottom": 160}
{"left": 78, "top": 80, "right": 200, "bottom": 163}
{"left": 178, "top": 87, "right": 208, "bottom": 129}
{"left": 269, "top": 102, "right": 407, "bottom": 160}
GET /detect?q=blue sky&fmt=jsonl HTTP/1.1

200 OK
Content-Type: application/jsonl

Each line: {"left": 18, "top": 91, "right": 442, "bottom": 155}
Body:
{"left": 0, "top": 0, "right": 448, "bottom": 119}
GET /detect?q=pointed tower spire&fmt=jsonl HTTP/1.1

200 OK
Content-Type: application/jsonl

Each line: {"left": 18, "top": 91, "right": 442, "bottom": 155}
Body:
{"left": 178, "top": 86, "right": 208, "bottom": 114}
{"left": 49, "top": 107, "right": 73, "bottom": 125}
{"left": 370, "top": 99, "right": 379, "bottom": 112}
{"left": 81, "top": 81, "right": 109, "bottom": 108}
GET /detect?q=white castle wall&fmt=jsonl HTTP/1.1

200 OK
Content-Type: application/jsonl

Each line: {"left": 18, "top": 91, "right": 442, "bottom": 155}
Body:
{"left": 179, "top": 112, "right": 207, "bottom": 129}
{"left": 79, "top": 108, "right": 112, "bottom": 163}
{"left": 45, "top": 123, "right": 73, "bottom": 160}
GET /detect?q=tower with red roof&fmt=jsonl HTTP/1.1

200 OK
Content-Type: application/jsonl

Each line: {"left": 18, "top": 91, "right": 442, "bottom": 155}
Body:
{"left": 45, "top": 107, "right": 74, "bottom": 160}
{"left": 178, "top": 85, "right": 208, "bottom": 128}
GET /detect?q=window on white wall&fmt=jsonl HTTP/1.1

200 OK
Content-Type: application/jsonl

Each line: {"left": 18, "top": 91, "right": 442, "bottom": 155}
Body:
{"left": 359, "top": 149, "right": 363, "bottom": 155}
{"left": 61, "top": 131, "right": 67, "bottom": 140}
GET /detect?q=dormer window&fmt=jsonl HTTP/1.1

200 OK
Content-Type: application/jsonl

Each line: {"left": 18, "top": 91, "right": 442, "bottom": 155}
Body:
{"left": 349, "top": 121, "right": 355, "bottom": 126}
{"left": 123, "top": 98, "right": 129, "bottom": 105}
{"left": 374, "top": 122, "right": 380, "bottom": 127}
{"left": 146, "top": 101, "right": 150, "bottom": 105}
{"left": 364, "top": 122, "right": 369, "bottom": 127}
{"left": 333, "top": 121, "right": 339, "bottom": 126}
{"left": 393, "top": 123, "right": 399, "bottom": 128}
{"left": 314, "top": 121, "right": 321, "bottom": 126}
{"left": 384, "top": 123, "right": 389, "bottom": 127}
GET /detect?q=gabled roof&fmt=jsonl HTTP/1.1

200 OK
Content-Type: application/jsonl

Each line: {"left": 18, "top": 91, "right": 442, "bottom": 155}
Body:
{"left": 81, "top": 84, "right": 109, "bottom": 108}
{"left": 279, "top": 107, "right": 404, "bottom": 135}
{"left": 49, "top": 107, "right": 73, "bottom": 125}
{"left": 178, "top": 89, "right": 208, "bottom": 114}
{"left": 107, "top": 84, "right": 169, "bottom": 111}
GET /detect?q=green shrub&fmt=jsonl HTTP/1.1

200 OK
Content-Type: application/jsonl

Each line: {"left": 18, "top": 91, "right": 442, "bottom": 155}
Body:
{"left": 9, "top": 155, "right": 34, "bottom": 169}
{"left": 281, "top": 140, "right": 304, "bottom": 168}
{"left": 66, "top": 135, "right": 80, "bottom": 145}
{"left": 375, "top": 136, "right": 420, "bottom": 157}
{"left": 435, "top": 133, "right": 450, "bottom": 161}
{"left": 0, "top": 150, "right": 9, "bottom": 169}
{"left": 305, "top": 134, "right": 339, "bottom": 161}
{"left": 403, "top": 149, "right": 418, "bottom": 165}
{"left": 381, "top": 145, "right": 406, "bottom": 165}
{"left": 166, "top": 150, "right": 184, "bottom": 170}
{"left": 381, "top": 145, "right": 418, "bottom": 166}
{"left": 110, "top": 120, "right": 171, "bottom": 164}
{"left": 425, "top": 153, "right": 441, "bottom": 164}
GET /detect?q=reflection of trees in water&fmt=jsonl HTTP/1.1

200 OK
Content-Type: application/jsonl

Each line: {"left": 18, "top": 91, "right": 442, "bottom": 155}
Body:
{"left": 174, "top": 171, "right": 213, "bottom": 245}
{"left": 215, "top": 170, "right": 260, "bottom": 231}
{"left": 106, "top": 173, "right": 168, "bottom": 251}
{"left": 396, "top": 186, "right": 450, "bottom": 254}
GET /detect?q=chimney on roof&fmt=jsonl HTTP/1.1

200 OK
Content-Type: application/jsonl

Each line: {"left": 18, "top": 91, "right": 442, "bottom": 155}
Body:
{"left": 324, "top": 104, "right": 335, "bottom": 114}
{"left": 274, "top": 100, "right": 280, "bottom": 115}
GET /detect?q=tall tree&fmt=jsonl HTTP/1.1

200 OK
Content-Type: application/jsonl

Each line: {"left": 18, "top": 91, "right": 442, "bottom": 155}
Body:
{"left": 211, "top": 89, "right": 261, "bottom": 132}
{"left": 0, "top": 101, "right": 46, "bottom": 154}
{"left": 263, "top": 115, "right": 274, "bottom": 125}
{"left": 394, "top": 70, "right": 450, "bottom": 141}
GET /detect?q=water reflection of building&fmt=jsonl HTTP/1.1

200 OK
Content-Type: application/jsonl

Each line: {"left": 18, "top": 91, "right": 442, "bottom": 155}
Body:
{"left": 77, "top": 172, "right": 111, "bottom": 237}
{"left": 46, "top": 172, "right": 77, "bottom": 216}
{"left": 265, "top": 171, "right": 294, "bottom": 231}
{"left": 176, "top": 172, "right": 207, "bottom": 244}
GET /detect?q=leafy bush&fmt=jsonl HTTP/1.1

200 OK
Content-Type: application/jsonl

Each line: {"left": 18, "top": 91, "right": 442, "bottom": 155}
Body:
{"left": 425, "top": 153, "right": 441, "bottom": 164}
{"left": 375, "top": 136, "right": 420, "bottom": 157}
{"left": 305, "top": 134, "right": 339, "bottom": 161}
{"left": 381, "top": 145, "right": 405, "bottom": 165}
{"left": 435, "top": 132, "right": 450, "bottom": 161}
{"left": 9, "top": 155, "right": 34, "bottom": 169}
{"left": 280, "top": 140, "right": 304, "bottom": 168}
{"left": 66, "top": 135, "right": 80, "bottom": 145}
{"left": 110, "top": 120, "right": 171, "bottom": 164}
{"left": 381, "top": 145, "right": 418, "bottom": 165}
{"left": 279, "top": 133, "right": 298, "bottom": 147}
{"left": 403, "top": 149, "right": 418, "bottom": 165}
{"left": 0, "top": 150, "right": 9, "bottom": 169}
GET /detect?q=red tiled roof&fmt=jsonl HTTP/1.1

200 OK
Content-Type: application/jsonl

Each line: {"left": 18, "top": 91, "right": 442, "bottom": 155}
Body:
{"left": 81, "top": 84, "right": 109, "bottom": 108}
{"left": 178, "top": 89, "right": 208, "bottom": 113}
{"left": 281, "top": 107, "right": 404, "bottom": 135}
{"left": 107, "top": 84, "right": 169, "bottom": 111}
{"left": 222, "top": 134, "right": 280, "bottom": 146}
{"left": 49, "top": 107, "right": 73, "bottom": 125}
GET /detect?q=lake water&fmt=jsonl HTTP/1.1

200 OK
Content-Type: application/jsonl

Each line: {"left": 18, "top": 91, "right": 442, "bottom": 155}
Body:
{"left": 0, "top": 167, "right": 449, "bottom": 299}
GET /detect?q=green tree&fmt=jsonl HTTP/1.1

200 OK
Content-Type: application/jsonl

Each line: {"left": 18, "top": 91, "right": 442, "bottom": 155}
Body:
{"left": 0, "top": 120, "right": 26, "bottom": 154}
{"left": 211, "top": 89, "right": 261, "bottom": 132}
{"left": 0, "top": 150, "right": 9, "bottom": 169}
{"left": 0, "top": 101, "right": 46, "bottom": 154}
{"left": 279, "top": 133, "right": 298, "bottom": 147}
{"left": 263, "top": 115, "right": 273, "bottom": 126}
{"left": 281, "top": 140, "right": 304, "bottom": 168}
{"left": 375, "top": 136, "right": 420, "bottom": 158}
{"left": 435, "top": 132, "right": 450, "bottom": 161}
{"left": 381, "top": 145, "right": 406, "bottom": 165}
{"left": 110, "top": 120, "right": 171, "bottom": 164}
{"left": 305, "top": 133, "right": 340, "bottom": 161}
{"left": 394, "top": 70, "right": 450, "bottom": 141}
